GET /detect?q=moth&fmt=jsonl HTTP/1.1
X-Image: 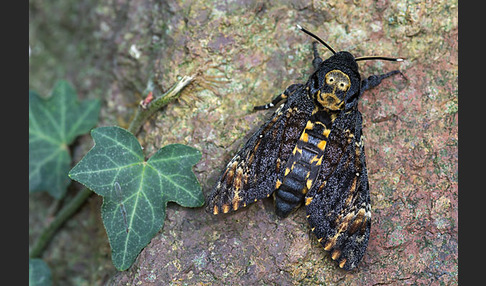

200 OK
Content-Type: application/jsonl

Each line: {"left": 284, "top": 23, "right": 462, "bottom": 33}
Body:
{"left": 207, "top": 25, "right": 404, "bottom": 270}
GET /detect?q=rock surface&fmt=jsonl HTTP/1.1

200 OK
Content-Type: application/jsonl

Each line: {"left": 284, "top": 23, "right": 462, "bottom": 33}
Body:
{"left": 30, "top": 0, "right": 457, "bottom": 284}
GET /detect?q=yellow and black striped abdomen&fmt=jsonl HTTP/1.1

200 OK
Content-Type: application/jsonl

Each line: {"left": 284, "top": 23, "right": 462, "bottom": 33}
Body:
{"left": 274, "top": 110, "right": 336, "bottom": 217}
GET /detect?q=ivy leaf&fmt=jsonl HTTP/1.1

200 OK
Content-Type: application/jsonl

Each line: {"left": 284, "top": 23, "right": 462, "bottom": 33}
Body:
{"left": 29, "top": 80, "right": 101, "bottom": 198}
{"left": 68, "top": 126, "right": 204, "bottom": 270}
{"left": 29, "top": 259, "right": 52, "bottom": 286}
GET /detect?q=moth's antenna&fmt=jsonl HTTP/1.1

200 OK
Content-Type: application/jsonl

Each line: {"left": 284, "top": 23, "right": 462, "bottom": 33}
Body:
{"left": 355, "top": 56, "right": 405, "bottom": 62}
{"left": 296, "top": 24, "right": 336, "bottom": 55}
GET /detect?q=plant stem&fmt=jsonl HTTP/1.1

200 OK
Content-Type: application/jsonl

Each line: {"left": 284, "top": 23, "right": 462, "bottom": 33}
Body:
{"left": 128, "top": 75, "right": 194, "bottom": 134}
{"left": 30, "top": 187, "right": 92, "bottom": 258}
{"left": 29, "top": 75, "right": 195, "bottom": 259}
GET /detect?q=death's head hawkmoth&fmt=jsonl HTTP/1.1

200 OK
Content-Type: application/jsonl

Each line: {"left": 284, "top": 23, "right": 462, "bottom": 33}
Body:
{"left": 207, "top": 25, "right": 404, "bottom": 270}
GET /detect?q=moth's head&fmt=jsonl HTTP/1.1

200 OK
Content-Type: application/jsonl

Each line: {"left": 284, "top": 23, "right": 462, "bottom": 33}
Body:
{"left": 297, "top": 25, "right": 403, "bottom": 111}
{"left": 311, "top": 51, "right": 361, "bottom": 111}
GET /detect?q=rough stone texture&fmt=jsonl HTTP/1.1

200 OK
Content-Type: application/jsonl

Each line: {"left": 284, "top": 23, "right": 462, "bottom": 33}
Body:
{"left": 30, "top": 0, "right": 457, "bottom": 285}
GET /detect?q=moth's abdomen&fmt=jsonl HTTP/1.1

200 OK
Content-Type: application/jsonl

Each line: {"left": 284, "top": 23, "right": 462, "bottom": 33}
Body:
{"left": 274, "top": 112, "right": 334, "bottom": 217}
{"left": 274, "top": 159, "right": 310, "bottom": 217}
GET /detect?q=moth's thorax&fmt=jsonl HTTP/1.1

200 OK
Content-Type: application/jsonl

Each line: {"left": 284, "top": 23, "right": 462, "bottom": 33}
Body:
{"left": 308, "top": 51, "right": 361, "bottom": 111}
{"left": 314, "top": 69, "right": 351, "bottom": 111}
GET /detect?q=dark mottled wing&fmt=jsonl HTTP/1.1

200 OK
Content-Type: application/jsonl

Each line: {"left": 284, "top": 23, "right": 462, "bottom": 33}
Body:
{"left": 305, "top": 108, "right": 371, "bottom": 270}
{"left": 207, "top": 86, "right": 314, "bottom": 215}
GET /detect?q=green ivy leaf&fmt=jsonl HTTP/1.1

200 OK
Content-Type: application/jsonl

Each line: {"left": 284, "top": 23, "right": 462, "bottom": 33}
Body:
{"left": 29, "top": 80, "right": 101, "bottom": 198}
{"left": 29, "top": 259, "right": 52, "bottom": 286}
{"left": 68, "top": 126, "right": 204, "bottom": 270}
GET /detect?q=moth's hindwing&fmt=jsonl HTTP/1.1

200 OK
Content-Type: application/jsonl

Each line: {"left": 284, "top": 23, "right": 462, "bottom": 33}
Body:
{"left": 207, "top": 85, "right": 314, "bottom": 215}
{"left": 305, "top": 109, "right": 371, "bottom": 270}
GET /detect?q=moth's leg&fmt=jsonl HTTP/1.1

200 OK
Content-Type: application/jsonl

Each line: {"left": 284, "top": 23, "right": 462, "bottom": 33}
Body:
{"left": 361, "top": 70, "right": 404, "bottom": 92}
{"left": 312, "top": 41, "right": 323, "bottom": 70}
{"left": 254, "top": 83, "right": 303, "bottom": 110}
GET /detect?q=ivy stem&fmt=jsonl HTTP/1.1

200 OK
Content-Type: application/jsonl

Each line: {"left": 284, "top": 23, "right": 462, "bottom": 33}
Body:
{"left": 29, "top": 187, "right": 92, "bottom": 258}
{"left": 29, "top": 75, "right": 195, "bottom": 259}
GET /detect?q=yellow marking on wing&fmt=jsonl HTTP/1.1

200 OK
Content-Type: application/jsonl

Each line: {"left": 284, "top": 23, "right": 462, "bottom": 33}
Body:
{"left": 232, "top": 186, "right": 242, "bottom": 211}
{"left": 324, "top": 236, "right": 338, "bottom": 251}
{"left": 213, "top": 205, "right": 219, "bottom": 215}
{"left": 331, "top": 249, "right": 341, "bottom": 260}
{"left": 345, "top": 177, "right": 358, "bottom": 205}
{"left": 222, "top": 204, "right": 230, "bottom": 213}
{"left": 349, "top": 208, "right": 367, "bottom": 234}
{"left": 305, "top": 197, "right": 313, "bottom": 206}
{"left": 234, "top": 167, "right": 244, "bottom": 191}
{"left": 226, "top": 169, "right": 234, "bottom": 183}
{"left": 276, "top": 158, "right": 281, "bottom": 173}
{"left": 247, "top": 153, "right": 255, "bottom": 165}
{"left": 306, "top": 179, "right": 313, "bottom": 191}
